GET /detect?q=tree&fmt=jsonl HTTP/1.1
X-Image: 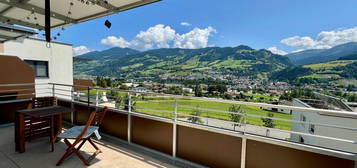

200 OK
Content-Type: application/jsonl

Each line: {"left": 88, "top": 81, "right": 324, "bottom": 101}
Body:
{"left": 105, "top": 78, "right": 112, "bottom": 87}
{"left": 261, "top": 112, "right": 276, "bottom": 128}
{"left": 194, "top": 85, "right": 203, "bottom": 97}
{"left": 229, "top": 105, "right": 245, "bottom": 131}
{"left": 108, "top": 90, "right": 117, "bottom": 98}
{"left": 115, "top": 95, "right": 124, "bottom": 109}
{"left": 187, "top": 107, "right": 203, "bottom": 124}
{"left": 123, "top": 94, "right": 136, "bottom": 111}
{"left": 216, "top": 84, "right": 227, "bottom": 94}
{"left": 95, "top": 76, "right": 101, "bottom": 86}
{"left": 115, "top": 94, "right": 136, "bottom": 111}
{"left": 120, "top": 84, "right": 129, "bottom": 90}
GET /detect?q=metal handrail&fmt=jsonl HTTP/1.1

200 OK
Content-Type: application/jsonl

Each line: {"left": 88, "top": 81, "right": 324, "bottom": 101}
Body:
{"left": 0, "top": 88, "right": 35, "bottom": 93}
{"left": 50, "top": 83, "right": 357, "bottom": 118}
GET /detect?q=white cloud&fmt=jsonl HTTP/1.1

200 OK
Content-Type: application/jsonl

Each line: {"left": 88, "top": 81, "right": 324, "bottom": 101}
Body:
{"left": 174, "top": 26, "right": 217, "bottom": 49}
{"left": 101, "top": 36, "right": 131, "bottom": 48}
{"left": 73, "top": 46, "right": 92, "bottom": 56}
{"left": 131, "top": 24, "right": 176, "bottom": 49}
{"left": 267, "top": 46, "right": 288, "bottom": 55}
{"left": 100, "top": 24, "right": 216, "bottom": 50}
{"left": 180, "top": 22, "right": 191, "bottom": 26}
{"left": 292, "top": 49, "right": 305, "bottom": 53}
{"left": 281, "top": 26, "right": 357, "bottom": 50}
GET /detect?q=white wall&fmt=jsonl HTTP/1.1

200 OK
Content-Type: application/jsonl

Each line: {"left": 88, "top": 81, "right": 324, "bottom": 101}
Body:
{"left": 2, "top": 38, "right": 73, "bottom": 99}
{"left": 291, "top": 99, "right": 357, "bottom": 153}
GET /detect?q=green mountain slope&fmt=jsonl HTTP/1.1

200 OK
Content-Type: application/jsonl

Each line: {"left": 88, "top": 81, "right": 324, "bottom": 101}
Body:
{"left": 74, "top": 46, "right": 292, "bottom": 80}
{"left": 270, "top": 57, "right": 357, "bottom": 85}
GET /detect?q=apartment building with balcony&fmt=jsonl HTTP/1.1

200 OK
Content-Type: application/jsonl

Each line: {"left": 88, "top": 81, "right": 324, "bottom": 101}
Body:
{"left": 291, "top": 95, "right": 357, "bottom": 153}
{"left": 0, "top": 37, "right": 73, "bottom": 98}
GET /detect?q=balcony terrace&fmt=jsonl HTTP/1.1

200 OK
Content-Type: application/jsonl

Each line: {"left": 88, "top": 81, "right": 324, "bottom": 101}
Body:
{"left": 1, "top": 83, "right": 357, "bottom": 168}
{"left": 0, "top": 125, "right": 185, "bottom": 168}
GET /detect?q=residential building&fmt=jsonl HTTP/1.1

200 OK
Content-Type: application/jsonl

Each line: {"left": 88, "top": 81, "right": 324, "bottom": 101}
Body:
{"left": 291, "top": 95, "right": 357, "bottom": 153}
{"left": 0, "top": 37, "right": 73, "bottom": 98}
{"left": 263, "top": 100, "right": 293, "bottom": 114}
{"left": 183, "top": 87, "right": 193, "bottom": 93}
{"left": 131, "top": 87, "right": 151, "bottom": 93}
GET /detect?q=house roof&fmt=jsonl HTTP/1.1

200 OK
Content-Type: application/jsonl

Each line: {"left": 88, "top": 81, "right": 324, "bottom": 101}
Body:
{"left": 0, "top": 23, "right": 36, "bottom": 42}
{"left": 0, "top": 0, "right": 161, "bottom": 30}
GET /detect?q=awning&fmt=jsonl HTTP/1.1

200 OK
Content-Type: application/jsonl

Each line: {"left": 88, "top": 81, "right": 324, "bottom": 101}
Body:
{"left": 0, "top": 0, "right": 160, "bottom": 30}
{"left": 0, "top": 0, "right": 161, "bottom": 41}
{"left": 0, "top": 23, "right": 36, "bottom": 43}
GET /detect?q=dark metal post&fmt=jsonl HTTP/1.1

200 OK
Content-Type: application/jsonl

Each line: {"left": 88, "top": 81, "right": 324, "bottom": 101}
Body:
{"left": 87, "top": 87, "right": 90, "bottom": 111}
{"left": 45, "top": 0, "right": 51, "bottom": 42}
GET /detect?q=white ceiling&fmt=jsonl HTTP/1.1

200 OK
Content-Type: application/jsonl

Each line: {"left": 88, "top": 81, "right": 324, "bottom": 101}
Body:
{"left": 0, "top": 0, "right": 161, "bottom": 30}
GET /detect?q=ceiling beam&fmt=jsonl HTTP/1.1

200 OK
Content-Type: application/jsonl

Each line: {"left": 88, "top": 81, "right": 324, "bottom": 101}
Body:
{"left": 0, "top": 0, "right": 30, "bottom": 15}
{"left": 0, "top": 6, "right": 13, "bottom": 15}
{"left": 0, "top": 16, "right": 44, "bottom": 29}
{"left": 0, "top": 0, "right": 76, "bottom": 23}
{"left": 87, "top": 0, "right": 117, "bottom": 11}
{"left": 0, "top": 34, "right": 16, "bottom": 40}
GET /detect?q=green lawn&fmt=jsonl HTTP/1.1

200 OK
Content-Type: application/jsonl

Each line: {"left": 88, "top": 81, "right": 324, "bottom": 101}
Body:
{"left": 83, "top": 90, "right": 291, "bottom": 130}
{"left": 82, "top": 89, "right": 127, "bottom": 97}
{"left": 135, "top": 98, "right": 291, "bottom": 130}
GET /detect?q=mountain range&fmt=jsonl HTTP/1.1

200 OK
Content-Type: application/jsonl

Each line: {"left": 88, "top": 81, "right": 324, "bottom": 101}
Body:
{"left": 287, "top": 42, "right": 357, "bottom": 65}
{"left": 74, "top": 42, "right": 357, "bottom": 85}
{"left": 74, "top": 45, "right": 292, "bottom": 80}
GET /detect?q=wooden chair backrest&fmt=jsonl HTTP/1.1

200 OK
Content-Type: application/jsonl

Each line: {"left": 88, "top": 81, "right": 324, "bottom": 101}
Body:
{"left": 73, "top": 111, "right": 97, "bottom": 146}
{"left": 72, "top": 107, "right": 108, "bottom": 146}
{"left": 32, "top": 97, "right": 57, "bottom": 108}
{"left": 92, "top": 107, "right": 108, "bottom": 126}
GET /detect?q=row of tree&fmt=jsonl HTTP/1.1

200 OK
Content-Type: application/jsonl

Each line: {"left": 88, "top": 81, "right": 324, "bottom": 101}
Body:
{"left": 187, "top": 105, "right": 276, "bottom": 130}
{"left": 279, "top": 89, "right": 317, "bottom": 101}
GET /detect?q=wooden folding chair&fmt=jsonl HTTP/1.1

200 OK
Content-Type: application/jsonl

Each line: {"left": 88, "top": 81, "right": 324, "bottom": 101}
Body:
{"left": 56, "top": 107, "right": 108, "bottom": 166}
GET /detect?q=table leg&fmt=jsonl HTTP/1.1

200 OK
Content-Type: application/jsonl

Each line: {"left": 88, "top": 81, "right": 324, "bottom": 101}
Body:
{"left": 57, "top": 114, "right": 62, "bottom": 135}
{"left": 50, "top": 115, "right": 54, "bottom": 152}
{"left": 54, "top": 114, "right": 62, "bottom": 143}
{"left": 17, "top": 113, "right": 25, "bottom": 153}
{"left": 15, "top": 112, "right": 19, "bottom": 151}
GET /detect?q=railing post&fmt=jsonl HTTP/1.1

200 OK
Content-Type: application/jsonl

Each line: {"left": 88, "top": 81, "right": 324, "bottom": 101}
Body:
{"left": 95, "top": 88, "right": 99, "bottom": 110}
{"left": 76, "top": 90, "right": 80, "bottom": 101}
{"left": 52, "top": 84, "right": 55, "bottom": 97}
{"left": 241, "top": 137, "right": 247, "bottom": 168}
{"left": 87, "top": 87, "right": 90, "bottom": 112}
{"left": 127, "top": 92, "right": 132, "bottom": 144}
{"left": 70, "top": 86, "right": 74, "bottom": 125}
{"left": 172, "top": 97, "right": 178, "bottom": 158}
{"left": 206, "top": 111, "right": 209, "bottom": 125}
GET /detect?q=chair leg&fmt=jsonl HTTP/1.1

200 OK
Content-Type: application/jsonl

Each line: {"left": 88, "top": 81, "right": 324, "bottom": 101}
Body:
{"left": 73, "top": 149, "right": 90, "bottom": 166}
{"left": 88, "top": 138, "right": 101, "bottom": 152}
{"left": 56, "top": 139, "right": 75, "bottom": 166}
{"left": 56, "top": 138, "right": 102, "bottom": 166}
{"left": 76, "top": 139, "right": 87, "bottom": 151}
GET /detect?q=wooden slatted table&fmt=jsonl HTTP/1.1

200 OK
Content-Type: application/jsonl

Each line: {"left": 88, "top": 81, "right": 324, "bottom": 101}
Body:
{"left": 15, "top": 106, "right": 71, "bottom": 153}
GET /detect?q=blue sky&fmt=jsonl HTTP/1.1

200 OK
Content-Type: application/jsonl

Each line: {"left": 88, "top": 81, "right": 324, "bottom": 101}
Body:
{"left": 46, "top": 0, "right": 357, "bottom": 56}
